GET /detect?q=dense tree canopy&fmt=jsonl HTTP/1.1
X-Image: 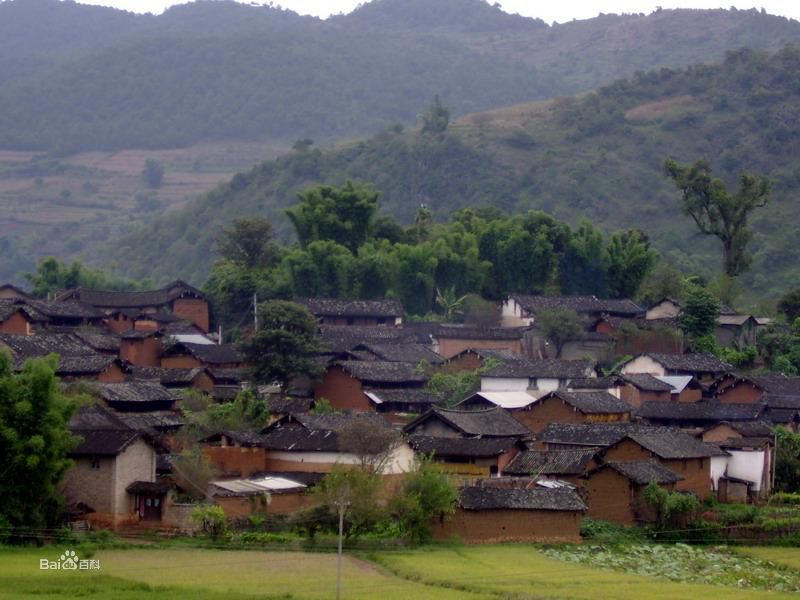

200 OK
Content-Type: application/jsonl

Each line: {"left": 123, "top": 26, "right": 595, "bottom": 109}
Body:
{"left": 0, "top": 352, "right": 77, "bottom": 534}
{"left": 204, "top": 183, "right": 660, "bottom": 328}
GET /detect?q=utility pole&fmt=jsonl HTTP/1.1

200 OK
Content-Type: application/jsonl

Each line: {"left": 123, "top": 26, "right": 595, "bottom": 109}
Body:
{"left": 253, "top": 292, "right": 258, "bottom": 332}
{"left": 335, "top": 499, "right": 349, "bottom": 600}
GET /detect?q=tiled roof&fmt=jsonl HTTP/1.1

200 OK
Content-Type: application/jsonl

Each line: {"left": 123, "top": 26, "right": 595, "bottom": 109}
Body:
{"left": 484, "top": 358, "right": 595, "bottom": 379}
{"left": 0, "top": 299, "right": 46, "bottom": 322}
{"left": 459, "top": 485, "right": 586, "bottom": 511}
{"left": 199, "top": 430, "right": 268, "bottom": 447}
{"left": 543, "top": 390, "right": 632, "bottom": 414}
{"left": 433, "top": 325, "right": 527, "bottom": 340}
{"left": 764, "top": 408, "right": 800, "bottom": 424}
{"left": 717, "top": 437, "right": 773, "bottom": 449}
{"left": 57, "top": 354, "right": 120, "bottom": 376}
{"left": 408, "top": 435, "right": 520, "bottom": 457}
{"left": 319, "top": 325, "right": 414, "bottom": 353}
{"left": 568, "top": 376, "right": 625, "bottom": 390}
{"left": 621, "top": 373, "right": 675, "bottom": 392}
{"left": 406, "top": 406, "right": 529, "bottom": 437}
{"left": 130, "top": 366, "right": 207, "bottom": 385}
{"left": 268, "top": 396, "right": 314, "bottom": 414}
{"left": 749, "top": 375, "right": 800, "bottom": 396}
{"left": 0, "top": 333, "right": 96, "bottom": 362}
{"left": 94, "top": 381, "right": 178, "bottom": 404}
{"left": 638, "top": 353, "right": 733, "bottom": 374}
{"left": 637, "top": 400, "right": 765, "bottom": 422}
{"left": 58, "top": 280, "right": 205, "bottom": 308}
{"left": 295, "top": 297, "right": 403, "bottom": 318}
{"left": 68, "top": 405, "right": 140, "bottom": 456}
{"left": 260, "top": 422, "right": 339, "bottom": 452}
{"left": 118, "top": 411, "right": 184, "bottom": 431}
{"left": 352, "top": 342, "right": 444, "bottom": 364}
{"left": 504, "top": 448, "right": 601, "bottom": 476}
{"left": 364, "top": 388, "right": 441, "bottom": 406}
{"left": 715, "top": 420, "right": 775, "bottom": 438}
{"left": 164, "top": 342, "right": 243, "bottom": 365}
{"left": 765, "top": 394, "right": 800, "bottom": 409}
{"left": 603, "top": 460, "right": 683, "bottom": 485}
{"left": 335, "top": 360, "right": 426, "bottom": 384}
{"left": 29, "top": 299, "right": 102, "bottom": 318}
{"left": 537, "top": 423, "right": 724, "bottom": 458}
{"left": 209, "top": 368, "right": 246, "bottom": 384}
{"left": 511, "top": 294, "right": 643, "bottom": 316}
{"left": 73, "top": 331, "right": 122, "bottom": 353}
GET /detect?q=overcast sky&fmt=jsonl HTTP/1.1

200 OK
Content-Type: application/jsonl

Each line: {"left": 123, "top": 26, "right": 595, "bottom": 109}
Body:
{"left": 75, "top": 0, "right": 800, "bottom": 23}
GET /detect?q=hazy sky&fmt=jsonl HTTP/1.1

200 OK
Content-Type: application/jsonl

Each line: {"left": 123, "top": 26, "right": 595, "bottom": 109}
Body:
{"left": 75, "top": 0, "right": 800, "bottom": 24}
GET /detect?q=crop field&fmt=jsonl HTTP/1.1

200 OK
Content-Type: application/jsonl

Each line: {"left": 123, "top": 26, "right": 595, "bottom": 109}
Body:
{"left": 2, "top": 544, "right": 800, "bottom": 599}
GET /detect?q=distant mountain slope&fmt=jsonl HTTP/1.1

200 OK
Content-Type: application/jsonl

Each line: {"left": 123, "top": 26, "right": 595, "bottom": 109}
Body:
{"left": 0, "top": 0, "right": 799, "bottom": 151}
{"left": 108, "top": 46, "right": 800, "bottom": 301}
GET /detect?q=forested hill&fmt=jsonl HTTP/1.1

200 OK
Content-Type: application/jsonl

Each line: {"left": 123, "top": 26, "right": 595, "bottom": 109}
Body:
{"left": 1, "top": 0, "right": 800, "bottom": 151}
{"left": 109, "top": 46, "right": 800, "bottom": 301}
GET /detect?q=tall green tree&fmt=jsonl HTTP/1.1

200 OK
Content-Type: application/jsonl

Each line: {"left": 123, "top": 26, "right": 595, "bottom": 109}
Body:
{"left": 664, "top": 158, "right": 770, "bottom": 276}
{"left": 778, "top": 289, "right": 800, "bottom": 324}
{"left": 534, "top": 308, "right": 583, "bottom": 357}
{"left": 142, "top": 158, "right": 165, "bottom": 189}
{"left": 421, "top": 95, "right": 450, "bottom": 136}
{"left": 605, "top": 230, "right": 658, "bottom": 299}
{"left": 239, "top": 301, "right": 324, "bottom": 391}
{"left": 0, "top": 352, "right": 77, "bottom": 533}
{"left": 286, "top": 181, "right": 379, "bottom": 253}
{"left": 216, "top": 217, "right": 279, "bottom": 270}
{"left": 678, "top": 286, "right": 721, "bottom": 339}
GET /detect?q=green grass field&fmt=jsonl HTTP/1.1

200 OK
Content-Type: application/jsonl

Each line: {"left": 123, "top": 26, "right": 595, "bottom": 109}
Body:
{"left": 1, "top": 545, "right": 799, "bottom": 599}
{"left": 737, "top": 546, "right": 800, "bottom": 570}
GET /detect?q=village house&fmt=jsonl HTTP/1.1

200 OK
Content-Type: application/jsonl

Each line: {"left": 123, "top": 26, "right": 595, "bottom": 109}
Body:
{"left": 259, "top": 413, "right": 415, "bottom": 475}
{"left": 501, "top": 294, "right": 643, "bottom": 328}
{"left": 444, "top": 348, "right": 520, "bottom": 372}
{"left": 62, "top": 405, "right": 162, "bottom": 528}
{"left": 0, "top": 332, "right": 129, "bottom": 381}
{"left": 431, "top": 484, "right": 586, "bottom": 543}
{"left": 583, "top": 460, "right": 683, "bottom": 525}
{"left": 313, "top": 360, "right": 427, "bottom": 412}
{"left": 702, "top": 420, "right": 775, "bottom": 501}
{"left": 428, "top": 325, "right": 528, "bottom": 358}
{"left": 509, "top": 390, "right": 632, "bottom": 434}
{"left": 536, "top": 423, "right": 722, "bottom": 499}
{"left": 404, "top": 407, "right": 530, "bottom": 476}
{"left": 620, "top": 352, "right": 733, "bottom": 382}
{"left": 713, "top": 374, "right": 800, "bottom": 404}
{"left": 614, "top": 374, "right": 675, "bottom": 407}
{"left": 636, "top": 400, "right": 767, "bottom": 428}
{"left": 92, "top": 381, "right": 179, "bottom": 414}
{"left": 480, "top": 357, "right": 596, "bottom": 393}
{"left": 131, "top": 365, "right": 216, "bottom": 394}
{"left": 74, "top": 331, "right": 122, "bottom": 355}
{"left": 160, "top": 340, "right": 244, "bottom": 369}
{"left": 295, "top": 297, "right": 404, "bottom": 326}
{"left": 119, "top": 329, "right": 164, "bottom": 367}
{"left": 645, "top": 297, "right": 681, "bottom": 321}
{"left": 57, "top": 280, "right": 211, "bottom": 332}
{"left": 209, "top": 475, "right": 317, "bottom": 518}
{"left": 503, "top": 447, "right": 603, "bottom": 485}
{"left": 342, "top": 341, "right": 444, "bottom": 365}
{"left": 200, "top": 431, "right": 273, "bottom": 478}
{"left": 0, "top": 283, "right": 32, "bottom": 300}
{"left": 28, "top": 299, "right": 106, "bottom": 329}
{"left": 716, "top": 314, "right": 759, "bottom": 348}
{"left": 0, "top": 299, "right": 46, "bottom": 334}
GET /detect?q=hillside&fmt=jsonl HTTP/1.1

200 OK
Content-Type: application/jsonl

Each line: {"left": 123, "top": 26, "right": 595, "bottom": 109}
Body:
{"left": 108, "top": 46, "right": 800, "bottom": 301}
{"left": 1, "top": 0, "right": 799, "bottom": 151}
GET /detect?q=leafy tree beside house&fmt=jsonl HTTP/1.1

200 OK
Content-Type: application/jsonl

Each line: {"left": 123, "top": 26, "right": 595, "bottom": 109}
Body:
{"left": 142, "top": 159, "right": 165, "bottom": 189}
{"left": 0, "top": 351, "right": 77, "bottom": 536}
{"left": 535, "top": 308, "right": 583, "bottom": 358}
{"left": 239, "top": 300, "right": 324, "bottom": 392}
{"left": 678, "top": 286, "right": 721, "bottom": 350}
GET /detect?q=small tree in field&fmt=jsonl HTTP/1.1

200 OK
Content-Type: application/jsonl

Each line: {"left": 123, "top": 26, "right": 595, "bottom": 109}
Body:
{"left": 142, "top": 159, "right": 165, "bottom": 189}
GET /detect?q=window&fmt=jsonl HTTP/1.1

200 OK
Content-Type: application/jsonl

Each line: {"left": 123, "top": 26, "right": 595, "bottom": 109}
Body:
{"left": 90, "top": 456, "right": 100, "bottom": 470}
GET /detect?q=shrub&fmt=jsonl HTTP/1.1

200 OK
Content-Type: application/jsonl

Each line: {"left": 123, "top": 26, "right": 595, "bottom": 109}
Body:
{"left": 191, "top": 504, "right": 227, "bottom": 539}
{"left": 770, "top": 492, "right": 800, "bottom": 506}
{"left": 715, "top": 503, "right": 759, "bottom": 525}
